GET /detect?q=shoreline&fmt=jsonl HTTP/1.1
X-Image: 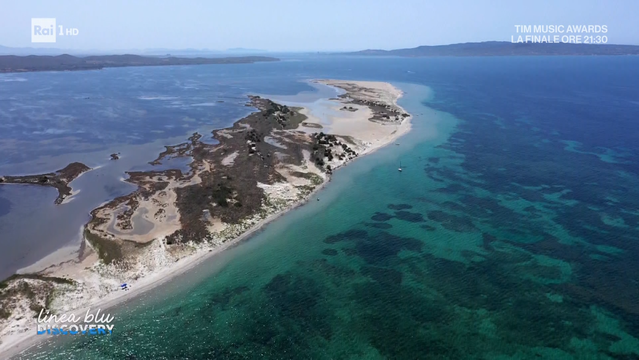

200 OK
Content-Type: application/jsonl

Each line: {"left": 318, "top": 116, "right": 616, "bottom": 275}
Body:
{"left": 0, "top": 79, "right": 413, "bottom": 358}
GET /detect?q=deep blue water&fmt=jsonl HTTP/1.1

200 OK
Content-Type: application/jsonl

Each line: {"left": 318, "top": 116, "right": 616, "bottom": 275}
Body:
{"left": 2, "top": 55, "right": 639, "bottom": 359}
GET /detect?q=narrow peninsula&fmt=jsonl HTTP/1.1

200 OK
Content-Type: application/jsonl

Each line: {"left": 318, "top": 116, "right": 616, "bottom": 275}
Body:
{"left": 0, "top": 80, "right": 411, "bottom": 355}
{"left": 0, "top": 162, "right": 90, "bottom": 204}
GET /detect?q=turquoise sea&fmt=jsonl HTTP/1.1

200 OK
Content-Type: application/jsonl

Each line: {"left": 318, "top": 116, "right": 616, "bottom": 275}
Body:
{"left": 4, "top": 55, "right": 639, "bottom": 359}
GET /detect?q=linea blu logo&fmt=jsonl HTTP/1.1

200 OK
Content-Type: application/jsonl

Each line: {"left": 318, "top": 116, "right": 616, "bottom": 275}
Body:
{"left": 36, "top": 308, "right": 114, "bottom": 335}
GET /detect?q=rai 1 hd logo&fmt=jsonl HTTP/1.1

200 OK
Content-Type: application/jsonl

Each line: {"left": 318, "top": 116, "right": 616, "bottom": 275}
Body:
{"left": 31, "top": 18, "right": 79, "bottom": 43}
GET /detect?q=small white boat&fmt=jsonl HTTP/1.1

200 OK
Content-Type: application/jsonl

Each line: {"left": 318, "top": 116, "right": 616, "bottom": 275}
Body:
{"left": 398, "top": 161, "right": 402, "bottom": 172}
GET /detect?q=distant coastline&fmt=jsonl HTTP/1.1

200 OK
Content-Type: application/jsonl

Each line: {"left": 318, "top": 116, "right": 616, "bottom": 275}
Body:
{"left": 345, "top": 41, "right": 639, "bottom": 57}
{"left": 0, "top": 54, "right": 279, "bottom": 74}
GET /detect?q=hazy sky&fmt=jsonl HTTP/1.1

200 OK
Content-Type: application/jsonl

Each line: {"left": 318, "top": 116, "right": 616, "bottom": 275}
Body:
{"left": 1, "top": 0, "right": 637, "bottom": 51}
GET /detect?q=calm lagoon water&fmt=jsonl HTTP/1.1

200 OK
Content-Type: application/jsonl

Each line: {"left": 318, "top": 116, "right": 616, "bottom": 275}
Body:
{"left": 4, "top": 55, "right": 639, "bottom": 359}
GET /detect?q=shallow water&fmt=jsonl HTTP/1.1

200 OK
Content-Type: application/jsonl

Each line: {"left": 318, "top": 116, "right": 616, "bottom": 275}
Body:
{"left": 7, "top": 56, "right": 639, "bottom": 359}
{"left": 0, "top": 134, "right": 195, "bottom": 279}
{"left": 263, "top": 81, "right": 346, "bottom": 127}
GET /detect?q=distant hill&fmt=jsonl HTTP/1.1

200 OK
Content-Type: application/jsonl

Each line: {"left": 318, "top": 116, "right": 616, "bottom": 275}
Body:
{"left": 0, "top": 54, "right": 279, "bottom": 73}
{"left": 347, "top": 41, "right": 639, "bottom": 57}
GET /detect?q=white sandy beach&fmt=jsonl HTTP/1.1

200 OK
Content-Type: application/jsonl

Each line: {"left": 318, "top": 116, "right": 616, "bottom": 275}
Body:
{"left": 306, "top": 80, "right": 412, "bottom": 157}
